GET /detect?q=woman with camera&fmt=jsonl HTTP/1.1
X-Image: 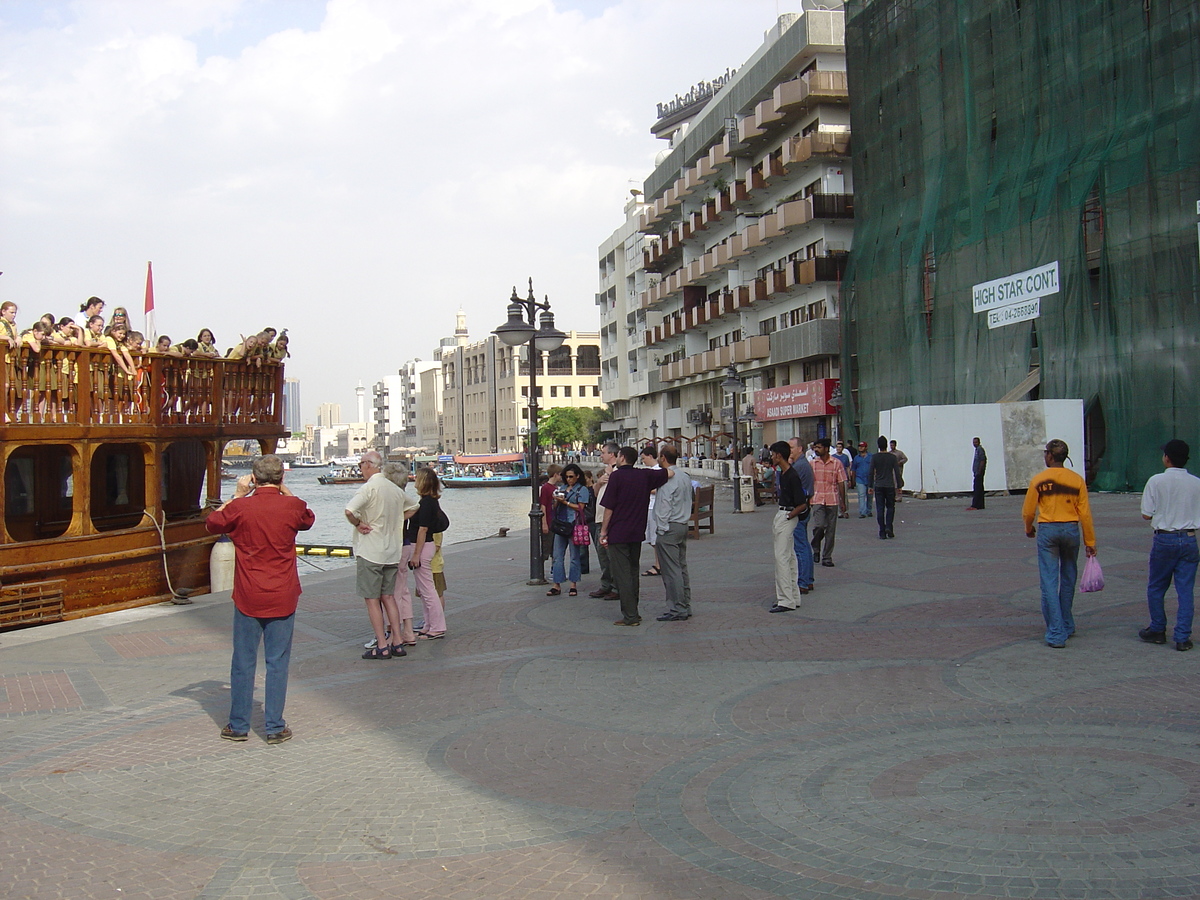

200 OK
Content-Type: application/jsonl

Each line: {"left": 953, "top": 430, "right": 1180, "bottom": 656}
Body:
{"left": 547, "top": 463, "right": 590, "bottom": 597}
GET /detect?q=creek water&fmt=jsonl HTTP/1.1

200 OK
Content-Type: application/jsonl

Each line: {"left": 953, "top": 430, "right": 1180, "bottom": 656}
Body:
{"left": 271, "top": 468, "right": 535, "bottom": 570}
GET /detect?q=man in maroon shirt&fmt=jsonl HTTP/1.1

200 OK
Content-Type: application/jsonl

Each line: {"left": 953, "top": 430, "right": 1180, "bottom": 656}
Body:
{"left": 538, "top": 465, "right": 563, "bottom": 565}
{"left": 206, "top": 455, "right": 315, "bottom": 744}
{"left": 599, "top": 446, "right": 670, "bottom": 626}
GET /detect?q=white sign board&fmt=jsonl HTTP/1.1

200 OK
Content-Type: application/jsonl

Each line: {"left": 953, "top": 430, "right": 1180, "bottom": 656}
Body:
{"left": 972, "top": 261, "right": 1060, "bottom": 314}
{"left": 987, "top": 296, "right": 1040, "bottom": 329}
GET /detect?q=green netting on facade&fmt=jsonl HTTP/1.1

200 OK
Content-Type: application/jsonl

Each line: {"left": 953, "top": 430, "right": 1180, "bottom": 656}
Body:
{"left": 842, "top": 0, "right": 1200, "bottom": 490}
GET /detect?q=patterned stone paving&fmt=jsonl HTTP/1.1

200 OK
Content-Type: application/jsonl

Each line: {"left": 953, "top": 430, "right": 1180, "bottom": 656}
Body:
{"left": 0, "top": 492, "right": 1197, "bottom": 899}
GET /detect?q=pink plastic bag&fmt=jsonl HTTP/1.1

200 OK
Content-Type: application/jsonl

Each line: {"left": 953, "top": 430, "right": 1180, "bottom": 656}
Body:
{"left": 1080, "top": 555, "right": 1104, "bottom": 592}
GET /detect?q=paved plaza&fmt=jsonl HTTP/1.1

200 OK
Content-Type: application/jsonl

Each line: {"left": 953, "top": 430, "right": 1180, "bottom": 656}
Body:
{"left": 1, "top": 490, "right": 1197, "bottom": 899}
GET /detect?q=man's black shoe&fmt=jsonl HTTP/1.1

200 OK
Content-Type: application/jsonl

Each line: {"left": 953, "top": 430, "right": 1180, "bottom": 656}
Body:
{"left": 768, "top": 604, "right": 795, "bottom": 613}
{"left": 821, "top": 560, "right": 835, "bottom": 567}
{"left": 1046, "top": 642, "right": 1066, "bottom": 649}
{"left": 588, "top": 588, "right": 609, "bottom": 598}
{"left": 1176, "top": 640, "right": 1193, "bottom": 652}
{"left": 656, "top": 612, "right": 690, "bottom": 621}
{"left": 1138, "top": 627, "right": 1167, "bottom": 645}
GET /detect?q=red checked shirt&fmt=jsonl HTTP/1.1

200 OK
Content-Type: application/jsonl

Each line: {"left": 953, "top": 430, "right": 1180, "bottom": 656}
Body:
{"left": 810, "top": 455, "right": 847, "bottom": 506}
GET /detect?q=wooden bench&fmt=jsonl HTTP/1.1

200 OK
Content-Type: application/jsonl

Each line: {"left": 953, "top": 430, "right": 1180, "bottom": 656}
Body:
{"left": 688, "top": 483, "right": 715, "bottom": 538}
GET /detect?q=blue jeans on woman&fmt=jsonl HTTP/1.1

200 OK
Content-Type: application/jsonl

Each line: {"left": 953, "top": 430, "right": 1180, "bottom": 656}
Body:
{"left": 552, "top": 531, "right": 582, "bottom": 584}
{"left": 229, "top": 608, "right": 295, "bottom": 735}
{"left": 1037, "top": 522, "right": 1080, "bottom": 646}
{"left": 1146, "top": 531, "right": 1198, "bottom": 643}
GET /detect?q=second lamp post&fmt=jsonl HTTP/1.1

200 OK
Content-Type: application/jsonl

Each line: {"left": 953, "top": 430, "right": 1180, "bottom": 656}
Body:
{"left": 493, "top": 279, "right": 567, "bottom": 585}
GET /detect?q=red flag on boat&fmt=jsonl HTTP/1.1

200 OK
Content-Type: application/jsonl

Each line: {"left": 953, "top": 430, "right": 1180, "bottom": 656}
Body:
{"left": 144, "top": 261, "right": 156, "bottom": 343}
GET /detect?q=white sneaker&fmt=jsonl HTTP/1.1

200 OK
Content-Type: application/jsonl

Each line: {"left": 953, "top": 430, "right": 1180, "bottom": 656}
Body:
{"left": 363, "top": 629, "right": 390, "bottom": 649}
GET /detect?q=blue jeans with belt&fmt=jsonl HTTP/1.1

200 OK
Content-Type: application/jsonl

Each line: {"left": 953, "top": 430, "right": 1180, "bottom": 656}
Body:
{"left": 229, "top": 608, "right": 295, "bottom": 735}
{"left": 1036, "top": 522, "right": 1080, "bottom": 646}
{"left": 1146, "top": 531, "right": 1198, "bottom": 643}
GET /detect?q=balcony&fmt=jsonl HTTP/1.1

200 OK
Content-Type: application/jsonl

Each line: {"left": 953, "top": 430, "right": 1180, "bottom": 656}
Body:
{"left": 773, "top": 69, "right": 850, "bottom": 116}
{"left": 658, "top": 335, "right": 771, "bottom": 384}
{"left": 797, "top": 253, "right": 849, "bottom": 285}
{"left": 781, "top": 131, "right": 851, "bottom": 168}
{"left": 769, "top": 317, "right": 840, "bottom": 363}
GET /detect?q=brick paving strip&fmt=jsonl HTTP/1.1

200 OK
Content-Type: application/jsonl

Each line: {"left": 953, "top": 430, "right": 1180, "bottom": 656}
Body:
{"left": 1, "top": 493, "right": 1197, "bottom": 900}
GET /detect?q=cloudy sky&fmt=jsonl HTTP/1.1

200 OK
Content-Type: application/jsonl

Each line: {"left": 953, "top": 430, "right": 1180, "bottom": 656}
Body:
{"left": 1, "top": 0, "right": 791, "bottom": 422}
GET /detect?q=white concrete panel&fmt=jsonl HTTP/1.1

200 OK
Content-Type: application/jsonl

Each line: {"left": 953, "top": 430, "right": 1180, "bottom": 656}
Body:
{"left": 884, "top": 405, "right": 921, "bottom": 492}
{"left": 918, "top": 404, "right": 1006, "bottom": 494}
{"left": 877, "top": 399, "right": 1085, "bottom": 495}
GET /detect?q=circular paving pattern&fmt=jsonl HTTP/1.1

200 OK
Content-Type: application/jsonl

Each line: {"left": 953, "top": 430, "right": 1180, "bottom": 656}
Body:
{"left": 638, "top": 715, "right": 1200, "bottom": 899}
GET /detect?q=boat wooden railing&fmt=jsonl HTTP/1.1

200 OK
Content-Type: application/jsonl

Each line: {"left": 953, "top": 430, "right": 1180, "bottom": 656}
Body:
{"left": 1, "top": 346, "right": 285, "bottom": 433}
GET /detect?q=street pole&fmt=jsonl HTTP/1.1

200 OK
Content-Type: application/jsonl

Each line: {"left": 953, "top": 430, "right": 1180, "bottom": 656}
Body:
{"left": 493, "top": 279, "right": 567, "bottom": 586}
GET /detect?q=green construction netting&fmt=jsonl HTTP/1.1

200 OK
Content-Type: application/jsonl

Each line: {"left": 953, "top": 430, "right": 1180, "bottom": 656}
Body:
{"left": 842, "top": 0, "right": 1200, "bottom": 490}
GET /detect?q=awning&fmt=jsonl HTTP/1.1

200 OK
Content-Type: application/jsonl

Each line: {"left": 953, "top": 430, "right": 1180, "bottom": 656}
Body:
{"left": 453, "top": 452, "right": 525, "bottom": 464}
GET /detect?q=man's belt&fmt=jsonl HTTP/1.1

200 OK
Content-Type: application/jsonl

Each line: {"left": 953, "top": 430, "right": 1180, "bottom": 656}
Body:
{"left": 1155, "top": 528, "right": 1196, "bottom": 535}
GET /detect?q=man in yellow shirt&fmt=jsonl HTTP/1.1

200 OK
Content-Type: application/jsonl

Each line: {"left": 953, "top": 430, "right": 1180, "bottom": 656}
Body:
{"left": 1022, "top": 439, "right": 1097, "bottom": 648}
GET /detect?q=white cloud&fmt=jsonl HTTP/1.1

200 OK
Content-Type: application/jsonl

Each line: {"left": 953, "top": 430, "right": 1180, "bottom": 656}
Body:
{"left": 0, "top": 0, "right": 789, "bottom": 421}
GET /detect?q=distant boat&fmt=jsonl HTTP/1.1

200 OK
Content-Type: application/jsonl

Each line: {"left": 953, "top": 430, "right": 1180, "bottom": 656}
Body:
{"left": 318, "top": 465, "right": 365, "bottom": 485}
{"left": 290, "top": 455, "right": 325, "bottom": 468}
{"left": 442, "top": 453, "right": 531, "bottom": 488}
{"left": 327, "top": 455, "right": 359, "bottom": 467}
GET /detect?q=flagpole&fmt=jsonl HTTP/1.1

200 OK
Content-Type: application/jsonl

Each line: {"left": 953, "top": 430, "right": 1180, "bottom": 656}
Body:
{"left": 144, "top": 261, "right": 156, "bottom": 344}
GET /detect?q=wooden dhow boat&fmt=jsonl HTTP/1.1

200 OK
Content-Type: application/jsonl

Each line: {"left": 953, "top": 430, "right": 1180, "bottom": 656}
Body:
{"left": 1, "top": 345, "right": 286, "bottom": 627}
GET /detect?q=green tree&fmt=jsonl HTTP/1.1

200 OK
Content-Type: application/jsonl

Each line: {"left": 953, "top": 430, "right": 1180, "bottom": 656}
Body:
{"left": 537, "top": 407, "right": 587, "bottom": 448}
{"left": 579, "top": 406, "right": 613, "bottom": 445}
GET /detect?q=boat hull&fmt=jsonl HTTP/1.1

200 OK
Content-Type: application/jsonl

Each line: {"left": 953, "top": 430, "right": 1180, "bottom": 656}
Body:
{"left": 442, "top": 476, "right": 532, "bottom": 488}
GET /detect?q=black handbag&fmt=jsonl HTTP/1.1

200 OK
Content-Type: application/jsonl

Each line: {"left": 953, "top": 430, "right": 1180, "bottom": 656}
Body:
{"left": 550, "top": 516, "right": 573, "bottom": 537}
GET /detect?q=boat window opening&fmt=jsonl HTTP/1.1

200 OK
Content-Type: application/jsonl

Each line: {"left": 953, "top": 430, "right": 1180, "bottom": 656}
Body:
{"left": 4, "top": 445, "right": 75, "bottom": 541}
{"left": 162, "top": 440, "right": 207, "bottom": 522}
{"left": 90, "top": 444, "right": 146, "bottom": 532}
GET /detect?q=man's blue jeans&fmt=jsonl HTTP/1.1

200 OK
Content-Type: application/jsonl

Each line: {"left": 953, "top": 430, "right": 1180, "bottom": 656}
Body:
{"left": 1146, "top": 532, "right": 1198, "bottom": 643}
{"left": 1037, "top": 522, "right": 1080, "bottom": 645}
{"left": 856, "top": 481, "right": 873, "bottom": 517}
{"left": 229, "top": 608, "right": 295, "bottom": 734}
{"left": 792, "top": 512, "right": 813, "bottom": 589}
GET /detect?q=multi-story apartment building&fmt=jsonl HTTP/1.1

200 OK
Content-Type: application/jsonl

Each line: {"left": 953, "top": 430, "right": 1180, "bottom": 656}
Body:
{"left": 440, "top": 316, "right": 603, "bottom": 454}
{"left": 282, "top": 377, "right": 302, "bottom": 434}
{"left": 600, "top": 10, "right": 852, "bottom": 451}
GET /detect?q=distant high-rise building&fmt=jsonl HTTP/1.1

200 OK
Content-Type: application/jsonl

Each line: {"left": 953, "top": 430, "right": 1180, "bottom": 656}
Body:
{"left": 317, "top": 402, "right": 342, "bottom": 428}
{"left": 283, "top": 378, "right": 302, "bottom": 434}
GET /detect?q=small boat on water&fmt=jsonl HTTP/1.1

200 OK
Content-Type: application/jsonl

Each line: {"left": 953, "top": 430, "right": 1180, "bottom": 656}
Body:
{"left": 442, "top": 452, "right": 531, "bottom": 488}
{"left": 327, "top": 455, "right": 359, "bottom": 467}
{"left": 318, "top": 465, "right": 365, "bottom": 485}
{"left": 289, "top": 455, "right": 324, "bottom": 468}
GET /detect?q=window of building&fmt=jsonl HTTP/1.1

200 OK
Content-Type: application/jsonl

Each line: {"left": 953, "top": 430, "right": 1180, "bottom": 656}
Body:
{"left": 760, "top": 317, "right": 778, "bottom": 335}
{"left": 666, "top": 390, "right": 682, "bottom": 409}
{"left": 564, "top": 386, "right": 572, "bottom": 397}
{"left": 550, "top": 386, "right": 558, "bottom": 398}
{"left": 592, "top": 386, "right": 600, "bottom": 397}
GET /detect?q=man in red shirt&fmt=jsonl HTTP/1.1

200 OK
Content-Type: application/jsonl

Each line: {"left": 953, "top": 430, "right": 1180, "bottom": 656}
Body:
{"left": 809, "top": 438, "right": 848, "bottom": 567}
{"left": 538, "top": 465, "right": 563, "bottom": 566}
{"left": 206, "top": 455, "right": 315, "bottom": 744}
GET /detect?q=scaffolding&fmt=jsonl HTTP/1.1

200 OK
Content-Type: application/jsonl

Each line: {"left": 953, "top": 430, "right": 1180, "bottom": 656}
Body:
{"left": 842, "top": 0, "right": 1200, "bottom": 490}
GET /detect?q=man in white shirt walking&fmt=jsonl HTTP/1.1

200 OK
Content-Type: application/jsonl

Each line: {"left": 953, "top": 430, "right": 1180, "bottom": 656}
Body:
{"left": 1139, "top": 439, "right": 1200, "bottom": 652}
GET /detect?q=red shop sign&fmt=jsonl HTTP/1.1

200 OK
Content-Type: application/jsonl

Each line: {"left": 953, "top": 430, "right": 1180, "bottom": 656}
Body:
{"left": 753, "top": 379, "right": 839, "bottom": 421}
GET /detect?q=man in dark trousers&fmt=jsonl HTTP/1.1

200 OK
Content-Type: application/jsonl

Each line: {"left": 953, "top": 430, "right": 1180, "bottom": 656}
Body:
{"left": 588, "top": 442, "right": 620, "bottom": 600}
{"left": 599, "top": 446, "right": 669, "bottom": 626}
{"left": 868, "top": 436, "right": 901, "bottom": 540}
{"left": 968, "top": 437, "right": 987, "bottom": 510}
{"left": 1138, "top": 439, "right": 1200, "bottom": 651}
{"left": 207, "top": 455, "right": 315, "bottom": 744}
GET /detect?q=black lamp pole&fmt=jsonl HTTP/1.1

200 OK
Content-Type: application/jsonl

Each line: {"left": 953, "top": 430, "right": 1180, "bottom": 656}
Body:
{"left": 494, "top": 279, "right": 567, "bottom": 585}
{"left": 722, "top": 364, "right": 745, "bottom": 513}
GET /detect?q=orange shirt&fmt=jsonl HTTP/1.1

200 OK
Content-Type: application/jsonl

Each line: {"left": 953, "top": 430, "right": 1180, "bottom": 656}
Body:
{"left": 1022, "top": 466, "right": 1096, "bottom": 547}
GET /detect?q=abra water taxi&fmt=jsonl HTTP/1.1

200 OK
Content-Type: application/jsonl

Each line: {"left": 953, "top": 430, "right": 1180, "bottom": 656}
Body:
{"left": 1, "top": 345, "right": 285, "bottom": 627}
{"left": 317, "top": 465, "right": 365, "bottom": 485}
{"left": 441, "top": 452, "right": 531, "bottom": 488}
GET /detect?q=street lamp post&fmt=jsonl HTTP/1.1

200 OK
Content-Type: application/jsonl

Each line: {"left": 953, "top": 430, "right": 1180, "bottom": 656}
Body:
{"left": 721, "top": 364, "right": 745, "bottom": 513}
{"left": 493, "top": 279, "right": 567, "bottom": 585}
